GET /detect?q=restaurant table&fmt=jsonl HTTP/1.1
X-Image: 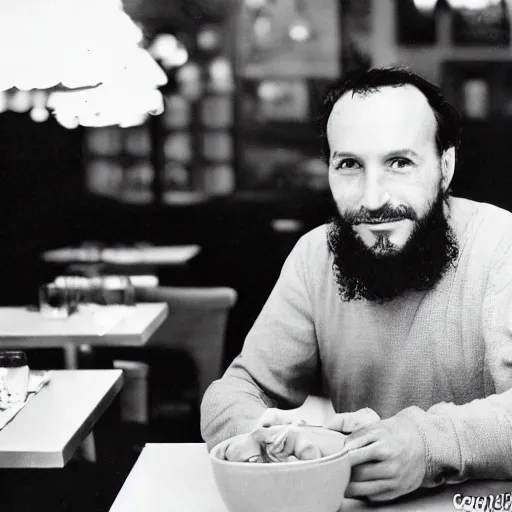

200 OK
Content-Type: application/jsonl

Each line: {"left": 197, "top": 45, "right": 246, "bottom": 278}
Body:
{"left": 42, "top": 245, "right": 201, "bottom": 266}
{"left": 109, "top": 443, "right": 512, "bottom": 512}
{"left": 0, "top": 370, "right": 122, "bottom": 468}
{"left": 0, "top": 303, "right": 168, "bottom": 369}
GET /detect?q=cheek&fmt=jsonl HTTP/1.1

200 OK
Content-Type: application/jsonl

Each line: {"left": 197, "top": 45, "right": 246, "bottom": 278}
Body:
{"left": 399, "top": 182, "right": 438, "bottom": 217}
{"left": 382, "top": 172, "right": 440, "bottom": 216}
{"left": 399, "top": 167, "right": 442, "bottom": 213}
{"left": 329, "top": 170, "right": 440, "bottom": 216}
{"left": 329, "top": 175, "right": 360, "bottom": 211}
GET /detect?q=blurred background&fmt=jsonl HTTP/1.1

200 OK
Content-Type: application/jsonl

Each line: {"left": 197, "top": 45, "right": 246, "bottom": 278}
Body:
{"left": 2, "top": 0, "right": 512, "bottom": 509}
{"left": 5, "top": 0, "right": 512, "bottom": 367}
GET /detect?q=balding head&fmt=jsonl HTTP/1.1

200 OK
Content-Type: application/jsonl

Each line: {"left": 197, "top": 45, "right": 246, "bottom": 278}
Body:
{"left": 319, "top": 67, "right": 461, "bottom": 162}
{"left": 327, "top": 85, "right": 438, "bottom": 165}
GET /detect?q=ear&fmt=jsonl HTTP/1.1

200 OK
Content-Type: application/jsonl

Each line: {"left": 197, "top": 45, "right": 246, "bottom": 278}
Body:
{"left": 440, "top": 147, "right": 455, "bottom": 192}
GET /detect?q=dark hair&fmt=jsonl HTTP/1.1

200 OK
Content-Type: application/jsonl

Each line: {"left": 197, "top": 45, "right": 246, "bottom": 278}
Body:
{"left": 319, "top": 66, "right": 461, "bottom": 162}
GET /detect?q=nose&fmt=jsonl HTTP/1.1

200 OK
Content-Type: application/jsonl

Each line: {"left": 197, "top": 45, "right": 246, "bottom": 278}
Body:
{"left": 361, "top": 169, "right": 390, "bottom": 211}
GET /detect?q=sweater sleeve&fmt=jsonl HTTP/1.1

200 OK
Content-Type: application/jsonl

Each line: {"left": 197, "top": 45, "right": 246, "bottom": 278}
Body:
{"left": 200, "top": 236, "right": 319, "bottom": 451}
{"left": 397, "top": 235, "right": 512, "bottom": 487}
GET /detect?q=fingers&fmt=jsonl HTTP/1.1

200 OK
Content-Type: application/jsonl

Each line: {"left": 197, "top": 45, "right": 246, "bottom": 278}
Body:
{"left": 345, "top": 479, "right": 395, "bottom": 500}
{"left": 252, "top": 425, "right": 323, "bottom": 462}
{"left": 351, "top": 461, "right": 393, "bottom": 482}
{"left": 216, "top": 440, "right": 229, "bottom": 461}
{"left": 224, "top": 434, "right": 261, "bottom": 462}
{"left": 326, "top": 408, "right": 381, "bottom": 434}
{"left": 347, "top": 440, "right": 391, "bottom": 466}
{"left": 285, "top": 427, "right": 322, "bottom": 460}
{"left": 294, "top": 438, "right": 323, "bottom": 460}
{"left": 256, "top": 408, "right": 297, "bottom": 428}
{"left": 343, "top": 426, "right": 380, "bottom": 453}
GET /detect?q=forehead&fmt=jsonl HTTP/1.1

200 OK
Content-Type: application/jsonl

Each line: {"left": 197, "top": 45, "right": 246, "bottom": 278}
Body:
{"left": 326, "top": 85, "right": 438, "bottom": 154}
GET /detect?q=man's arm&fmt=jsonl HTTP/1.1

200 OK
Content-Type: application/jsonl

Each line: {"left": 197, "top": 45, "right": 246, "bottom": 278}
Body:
{"left": 200, "top": 237, "right": 319, "bottom": 451}
{"left": 344, "top": 241, "right": 512, "bottom": 499}
{"left": 397, "top": 250, "right": 512, "bottom": 487}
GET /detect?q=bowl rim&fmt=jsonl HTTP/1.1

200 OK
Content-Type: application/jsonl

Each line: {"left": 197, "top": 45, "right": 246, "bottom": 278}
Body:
{"left": 209, "top": 430, "right": 349, "bottom": 469}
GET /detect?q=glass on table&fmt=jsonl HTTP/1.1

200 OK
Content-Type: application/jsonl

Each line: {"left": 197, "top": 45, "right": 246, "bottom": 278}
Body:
{"left": 96, "top": 275, "right": 136, "bottom": 306}
{"left": 54, "top": 275, "right": 91, "bottom": 306}
{"left": 0, "top": 350, "right": 29, "bottom": 406}
{"left": 39, "top": 282, "right": 78, "bottom": 319}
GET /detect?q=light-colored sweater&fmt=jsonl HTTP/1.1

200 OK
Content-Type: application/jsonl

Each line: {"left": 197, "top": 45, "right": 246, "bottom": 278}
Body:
{"left": 200, "top": 197, "right": 512, "bottom": 487}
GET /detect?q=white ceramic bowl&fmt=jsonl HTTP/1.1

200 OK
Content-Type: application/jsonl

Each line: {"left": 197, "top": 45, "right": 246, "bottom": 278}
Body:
{"left": 209, "top": 427, "right": 350, "bottom": 512}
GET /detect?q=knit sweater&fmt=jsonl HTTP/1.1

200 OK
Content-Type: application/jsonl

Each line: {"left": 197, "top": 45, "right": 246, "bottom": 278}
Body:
{"left": 200, "top": 197, "right": 512, "bottom": 487}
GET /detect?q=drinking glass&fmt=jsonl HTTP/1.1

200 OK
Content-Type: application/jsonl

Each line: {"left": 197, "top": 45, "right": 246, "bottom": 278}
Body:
{"left": 54, "top": 276, "right": 89, "bottom": 307}
{"left": 99, "top": 276, "right": 135, "bottom": 306}
{"left": 39, "top": 282, "right": 77, "bottom": 318}
{"left": 0, "top": 351, "right": 29, "bottom": 405}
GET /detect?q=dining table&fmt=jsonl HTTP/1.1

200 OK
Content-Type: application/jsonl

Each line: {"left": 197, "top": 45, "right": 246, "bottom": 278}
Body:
{"left": 0, "top": 370, "right": 122, "bottom": 468}
{"left": 0, "top": 303, "right": 166, "bottom": 464}
{"left": 41, "top": 245, "right": 201, "bottom": 266}
{"left": 0, "top": 303, "right": 168, "bottom": 369}
{"left": 109, "top": 443, "right": 512, "bottom": 512}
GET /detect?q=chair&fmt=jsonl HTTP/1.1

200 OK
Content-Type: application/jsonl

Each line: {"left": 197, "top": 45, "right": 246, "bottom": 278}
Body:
{"left": 134, "top": 286, "right": 237, "bottom": 402}
{"left": 110, "top": 286, "right": 237, "bottom": 427}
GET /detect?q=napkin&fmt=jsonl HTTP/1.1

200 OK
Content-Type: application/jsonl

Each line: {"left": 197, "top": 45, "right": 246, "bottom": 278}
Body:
{"left": 128, "top": 275, "right": 159, "bottom": 288}
{"left": 0, "top": 370, "right": 52, "bottom": 431}
{"left": 79, "top": 304, "right": 131, "bottom": 336}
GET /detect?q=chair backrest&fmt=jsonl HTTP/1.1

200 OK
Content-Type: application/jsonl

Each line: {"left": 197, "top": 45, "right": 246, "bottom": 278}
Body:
{"left": 134, "top": 286, "right": 237, "bottom": 399}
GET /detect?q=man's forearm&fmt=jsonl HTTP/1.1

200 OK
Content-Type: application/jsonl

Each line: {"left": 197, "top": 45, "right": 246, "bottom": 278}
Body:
{"left": 200, "top": 375, "right": 274, "bottom": 451}
{"left": 397, "top": 390, "right": 512, "bottom": 486}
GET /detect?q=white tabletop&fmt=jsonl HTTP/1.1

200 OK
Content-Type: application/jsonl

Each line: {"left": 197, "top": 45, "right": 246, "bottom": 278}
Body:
{"left": 42, "top": 245, "right": 201, "bottom": 266}
{"left": 0, "top": 303, "right": 168, "bottom": 347}
{"left": 0, "top": 370, "right": 122, "bottom": 468}
{"left": 109, "top": 443, "right": 512, "bottom": 512}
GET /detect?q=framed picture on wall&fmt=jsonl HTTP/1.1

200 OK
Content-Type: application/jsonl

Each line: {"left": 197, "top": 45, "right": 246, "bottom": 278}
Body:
{"left": 242, "top": 79, "right": 310, "bottom": 123}
{"left": 238, "top": 0, "right": 341, "bottom": 78}
{"left": 451, "top": 0, "right": 510, "bottom": 46}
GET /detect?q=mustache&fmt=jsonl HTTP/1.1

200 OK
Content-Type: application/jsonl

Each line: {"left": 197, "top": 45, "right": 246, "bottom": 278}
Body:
{"left": 343, "top": 204, "right": 418, "bottom": 225}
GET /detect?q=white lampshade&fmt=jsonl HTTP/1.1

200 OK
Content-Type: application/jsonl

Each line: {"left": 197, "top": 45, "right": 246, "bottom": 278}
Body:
{"left": 0, "top": 0, "right": 152, "bottom": 92}
{"left": 0, "top": 0, "right": 168, "bottom": 128}
{"left": 48, "top": 81, "right": 164, "bottom": 128}
{"left": 413, "top": 0, "right": 439, "bottom": 12}
{"left": 445, "top": 0, "right": 502, "bottom": 9}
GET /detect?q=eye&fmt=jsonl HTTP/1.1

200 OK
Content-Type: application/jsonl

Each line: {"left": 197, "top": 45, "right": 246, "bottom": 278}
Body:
{"left": 336, "top": 159, "right": 362, "bottom": 171}
{"left": 388, "top": 157, "right": 413, "bottom": 170}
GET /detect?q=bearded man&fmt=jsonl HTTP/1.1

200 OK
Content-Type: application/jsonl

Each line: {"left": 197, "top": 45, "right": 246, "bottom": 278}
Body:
{"left": 200, "top": 67, "right": 512, "bottom": 501}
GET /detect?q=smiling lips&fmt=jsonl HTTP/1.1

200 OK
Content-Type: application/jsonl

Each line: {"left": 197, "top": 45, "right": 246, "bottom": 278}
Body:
{"left": 355, "top": 219, "right": 409, "bottom": 232}
{"left": 356, "top": 218, "right": 405, "bottom": 226}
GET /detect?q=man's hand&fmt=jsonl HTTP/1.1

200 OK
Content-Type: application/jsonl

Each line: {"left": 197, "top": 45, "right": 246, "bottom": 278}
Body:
{"left": 343, "top": 415, "right": 426, "bottom": 501}
{"left": 216, "top": 432, "right": 263, "bottom": 462}
{"left": 219, "top": 405, "right": 346, "bottom": 462}
{"left": 325, "top": 408, "right": 381, "bottom": 434}
{"left": 258, "top": 406, "right": 380, "bottom": 433}
{"left": 255, "top": 407, "right": 310, "bottom": 428}
{"left": 218, "top": 425, "right": 324, "bottom": 462}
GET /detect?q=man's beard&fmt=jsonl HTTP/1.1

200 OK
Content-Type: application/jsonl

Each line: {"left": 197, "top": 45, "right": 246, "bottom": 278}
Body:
{"left": 326, "top": 191, "right": 459, "bottom": 302}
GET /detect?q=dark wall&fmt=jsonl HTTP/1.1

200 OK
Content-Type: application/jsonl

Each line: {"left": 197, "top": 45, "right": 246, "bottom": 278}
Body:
{"left": 0, "top": 113, "right": 84, "bottom": 305}
{"left": 451, "top": 120, "right": 512, "bottom": 212}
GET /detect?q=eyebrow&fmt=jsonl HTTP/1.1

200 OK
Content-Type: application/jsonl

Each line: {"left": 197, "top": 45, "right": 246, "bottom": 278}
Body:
{"left": 331, "top": 149, "right": 422, "bottom": 161}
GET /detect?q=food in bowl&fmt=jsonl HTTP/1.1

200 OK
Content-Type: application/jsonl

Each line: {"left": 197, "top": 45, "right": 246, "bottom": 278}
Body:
{"left": 209, "top": 426, "right": 350, "bottom": 512}
{"left": 216, "top": 424, "right": 346, "bottom": 463}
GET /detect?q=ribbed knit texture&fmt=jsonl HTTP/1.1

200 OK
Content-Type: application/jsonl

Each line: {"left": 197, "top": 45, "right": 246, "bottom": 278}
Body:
{"left": 200, "top": 197, "right": 512, "bottom": 486}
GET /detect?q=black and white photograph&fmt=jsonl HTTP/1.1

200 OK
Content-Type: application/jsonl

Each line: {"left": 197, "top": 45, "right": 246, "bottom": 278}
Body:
{"left": 0, "top": 0, "right": 512, "bottom": 510}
